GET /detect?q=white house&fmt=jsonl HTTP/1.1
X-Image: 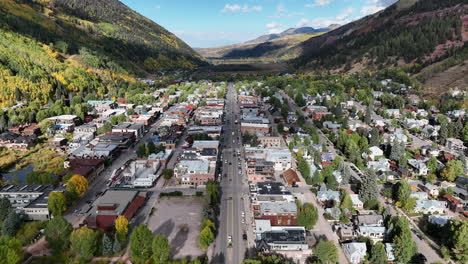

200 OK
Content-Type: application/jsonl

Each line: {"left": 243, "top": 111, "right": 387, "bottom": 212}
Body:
{"left": 368, "top": 146, "right": 384, "bottom": 160}
{"left": 414, "top": 200, "right": 447, "bottom": 214}
{"left": 423, "top": 183, "right": 440, "bottom": 197}
{"left": 350, "top": 194, "right": 364, "bottom": 209}
{"left": 408, "top": 159, "right": 428, "bottom": 176}
{"left": 410, "top": 192, "right": 429, "bottom": 201}
{"left": 367, "top": 158, "right": 390, "bottom": 172}
{"left": 343, "top": 242, "right": 367, "bottom": 264}
{"left": 357, "top": 226, "right": 386, "bottom": 242}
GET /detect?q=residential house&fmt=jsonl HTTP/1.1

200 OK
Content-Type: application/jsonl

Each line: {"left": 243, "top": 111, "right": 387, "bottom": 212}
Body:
{"left": 446, "top": 138, "right": 467, "bottom": 152}
{"left": 367, "top": 158, "right": 390, "bottom": 172}
{"left": 356, "top": 226, "right": 386, "bottom": 241}
{"left": 428, "top": 215, "right": 452, "bottom": 226}
{"left": 368, "top": 146, "right": 384, "bottom": 160}
{"left": 342, "top": 242, "right": 367, "bottom": 264}
{"left": 410, "top": 192, "right": 429, "bottom": 201}
{"left": 385, "top": 109, "right": 401, "bottom": 118}
{"left": 0, "top": 133, "right": 37, "bottom": 150}
{"left": 354, "top": 214, "right": 384, "bottom": 227}
{"left": 317, "top": 190, "right": 340, "bottom": 207}
{"left": 443, "top": 194, "right": 464, "bottom": 212}
{"left": 422, "top": 183, "right": 439, "bottom": 197}
{"left": 350, "top": 194, "right": 364, "bottom": 209}
{"left": 408, "top": 159, "right": 428, "bottom": 176}
{"left": 414, "top": 200, "right": 447, "bottom": 214}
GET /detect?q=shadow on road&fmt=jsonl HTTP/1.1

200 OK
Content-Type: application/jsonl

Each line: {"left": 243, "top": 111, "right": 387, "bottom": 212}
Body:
{"left": 210, "top": 252, "right": 225, "bottom": 264}
{"left": 153, "top": 219, "right": 175, "bottom": 237}
{"left": 171, "top": 226, "right": 189, "bottom": 256}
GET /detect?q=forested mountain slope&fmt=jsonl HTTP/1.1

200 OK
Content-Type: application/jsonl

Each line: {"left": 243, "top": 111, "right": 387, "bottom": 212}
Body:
{"left": 294, "top": 0, "right": 468, "bottom": 82}
{"left": 0, "top": 0, "right": 204, "bottom": 109}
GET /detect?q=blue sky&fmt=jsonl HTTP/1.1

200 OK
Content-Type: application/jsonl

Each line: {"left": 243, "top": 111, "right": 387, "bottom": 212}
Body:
{"left": 121, "top": 0, "right": 397, "bottom": 48}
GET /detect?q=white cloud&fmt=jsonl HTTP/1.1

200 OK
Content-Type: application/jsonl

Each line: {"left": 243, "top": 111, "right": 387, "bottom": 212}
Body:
{"left": 305, "top": 0, "right": 333, "bottom": 8}
{"left": 296, "top": 7, "right": 355, "bottom": 28}
{"left": 266, "top": 22, "right": 286, "bottom": 34}
{"left": 360, "top": 5, "right": 384, "bottom": 16}
{"left": 173, "top": 30, "right": 258, "bottom": 48}
{"left": 221, "top": 4, "right": 263, "bottom": 13}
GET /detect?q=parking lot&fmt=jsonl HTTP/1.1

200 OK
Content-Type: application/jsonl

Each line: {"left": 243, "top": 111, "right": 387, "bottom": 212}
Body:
{"left": 147, "top": 196, "right": 205, "bottom": 259}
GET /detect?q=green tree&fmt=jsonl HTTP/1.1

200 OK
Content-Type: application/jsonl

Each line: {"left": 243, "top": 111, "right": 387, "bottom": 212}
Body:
{"left": 199, "top": 225, "right": 215, "bottom": 249}
{"left": 136, "top": 144, "right": 147, "bottom": 158}
{"left": 392, "top": 217, "right": 417, "bottom": 263}
{"left": 112, "top": 233, "right": 121, "bottom": 253}
{"left": 439, "top": 123, "right": 448, "bottom": 145}
{"left": 369, "top": 242, "right": 387, "bottom": 264}
{"left": 451, "top": 220, "right": 468, "bottom": 262}
{"left": 130, "top": 224, "right": 153, "bottom": 264}
{"left": 2, "top": 211, "right": 21, "bottom": 237}
{"left": 340, "top": 191, "right": 353, "bottom": 211}
{"left": 0, "top": 236, "right": 23, "bottom": 264}
{"left": 313, "top": 240, "right": 338, "bottom": 264}
{"left": 311, "top": 170, "right": 323, "bottom": 185}
{"left": 70, "top": 226, "right": 97, "bottom": 263}
{"left": 297, "top": 156, "right": 311, "bottom": 179}
{"left": 359, "top": 169, "right": 378, "bottom": 203}
{"left": 297, "top": 202, "right": 318, "bottom": 230}
{"left": 162, "top": 169, "right": 174, "bottom": 180}
{"left": 102, "top": 233, "right": 113, "bottom": 256}
{"left": 0, "top": 197, "right": 12, "bottom": 222}
{"left": 48, "top": 191, "right": 67, "bottom": 217}
{"left": 44, "top": 216, "right": 72, "bottom": 254}
{"left": 152, "top": 235, "right": 171, "bottom": 264}
{"left": 427, "top": 156, "right": 438, "bottom": 173}
{"left": 396, "top": 180, "right": 411, "bottom": 205}
{"left": 146, "top": 141, "right": 157, "bottom": 155}
{"left": 441, "top": 160, "right": 464, "bottom": 182}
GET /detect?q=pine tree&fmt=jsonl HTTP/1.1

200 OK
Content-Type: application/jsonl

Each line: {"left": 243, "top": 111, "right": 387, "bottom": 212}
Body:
{"left": 369, "top": 128, "right": 380, "bottom": 147}
{"left": 102, "top": 233, "right": 113, "bottom": 256}
{"left": 359, "top": 169, "right": 379, "bottom": 203}
{"left": 2, "top": 211, "right": 21, "bottom": 237}
{"left": 112, "top": 233, "right": 121, "bottom": 253}
{"left": 370, "top": 242, "right": 387, "bottom": 264}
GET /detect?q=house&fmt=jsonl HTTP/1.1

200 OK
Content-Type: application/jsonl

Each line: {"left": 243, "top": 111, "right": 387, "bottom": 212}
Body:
{"left": 368, "top": 146, "right": 384, "bottom": 160}
{"left": 337, "top": 226, "right": 355, "bottom": 241}
{"left": 348, "top": 120, "right": 368, "bottom": 131}
{"left": 422, "top": 183, "right": 439, "bottom": 197}
{"left": 317, "top": 190, "right": 340, "bottom": 207}
{"left": 258, "top": 201, "right": 298, "bottom": 226}
{"left": 87, "top": 100, "right": 117, "bottom": 112}
{"left": 403, "top": 118, "right": 429, "bottom": 129}
{"left": 385, "top": 109, "right": 401, "bottom": 118}
{"left": 446, "top": 138, "right": 467, "bottom": 152}
{"left": 112, "top": 122, "right": 145, "bottom": 138}
{"left": 0, "top": 132, "right": 37, "bottom": 150}
{"left": 428, "top": 215, "right": 452, "bottom": 226}
{"left": 241, "top": 122, "right": 271, "bottom": 135}
{"left": 410, "top": 192, "right": 429, "bottom": 201}
{"left": 350, "top": 194, "right": 364, "bottom": 209}
{"left": 367, "top": 158, "right": 390, "bottom": 172}
{"left": 356, "top": 226, "right": 386, "bottom": 241}
{"left": 286, "top": 112, "right": 297, "bottom": 123}
{"left": 0, "top": 184, "right": 60, "bottom": 221}
{"left": 282, "top": 169, "right": 300, "bottom": 186}
{"left": 408, "top": 159, "right": 428, "bottom": 176}
{"left": 385, "top": 243, "right": 396, "bottom": 262}
{"left": 71, "top": 143, "right": 120, "bottom": 160}
{"left": 354, "top": 214, "right": 384, "bottom": 227}
{"left": 85, "top": 190, "right": 146, "bottom": 231}
{"left": 414, "top": 200, "right": 447, "bottom": 214}
{"left": 321, "top": 152, "right": 335, "bottom": 167}
{"left": 443, "top": 194, "right": 464, "bottom": 212}
{"left": 323, "top": 121, "right": 342, "bottom": 130}
{"left": 342, "top": 242, "right": 367, "bottom": 264}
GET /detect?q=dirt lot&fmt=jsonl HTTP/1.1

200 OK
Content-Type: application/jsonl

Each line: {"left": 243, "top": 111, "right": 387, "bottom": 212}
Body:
{"left": 147, "top": 196, "right": 205, "bottom": 259}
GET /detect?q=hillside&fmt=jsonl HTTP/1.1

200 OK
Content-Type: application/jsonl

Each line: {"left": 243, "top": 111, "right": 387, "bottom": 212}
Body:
{"left": 0, "top": 0, "right": 205, "bottom": 109}
{"left": 245, "top": 26, "right": 336, "bottom": 44}
{"left": 293, "top": 0, "right": 468, "bottom": 92}
{"left": 196, "top": 33, "right": 324, "bottom": 62}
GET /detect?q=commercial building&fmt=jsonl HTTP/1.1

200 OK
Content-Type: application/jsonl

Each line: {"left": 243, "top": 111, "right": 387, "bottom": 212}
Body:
{"left": 174, "top": 159, "right": 216, "bottom": 186}
{"left": 257, "top": 201, "right": 298, "bottom": 226}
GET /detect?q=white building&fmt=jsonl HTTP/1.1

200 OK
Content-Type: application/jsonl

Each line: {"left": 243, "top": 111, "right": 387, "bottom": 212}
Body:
{"left": 343, "top": 242, "right": 367, "bottom": 264}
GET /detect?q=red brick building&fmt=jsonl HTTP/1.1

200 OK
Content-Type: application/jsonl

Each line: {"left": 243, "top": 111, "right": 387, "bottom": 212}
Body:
{"left": 257, "top": 201, "right": 298, "bottom": 226}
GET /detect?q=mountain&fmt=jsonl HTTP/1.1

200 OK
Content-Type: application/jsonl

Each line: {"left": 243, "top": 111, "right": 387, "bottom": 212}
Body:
{"left": 0, "top": 0, "right": 205, "bottom": 108}
{"left": 245, "top": 26, "right": 337, "bottom": 44}
{"left": 293, "top": 0, "right": 468, "bottom": 92}
{"left": 196, "top": 25, "right": 337, "bottom": 61}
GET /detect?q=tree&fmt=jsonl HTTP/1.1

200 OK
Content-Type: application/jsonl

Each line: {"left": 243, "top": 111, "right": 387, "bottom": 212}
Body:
{"left": 136, "top": 144, "right": 147, "bottom": 158}
{"left": 44, "top": 216, "right": 72, "bottom": 254}
{"left": 130, "top": 224, "right": 153, "bottom": 264}
{"left": 311, "top": 170, "right": 323, "bottom": 185}
{"left": 369, "top": 242, "right": 387, "bottom": 264}
{"left": 70, "top": 226, "right": 97, "bottom": 263}
{"left": 340, "top": 192, "right": 353, "bottom": 211}
{"left": 2, "top": 211, "right": 21, "bottom": 237}
{"left": 0, "top": 197, "right": 12, "bottom": 222}
{"left": 146, "top": 141, "right": 157, "bottom": 156}
{"left": 102, "top": 233, "right": 113, "bottom": 256}
{"left": 297, "top": 202, "right": 318, "bottom": 230}
{"left": 359, "top": 169, "right": 378, "bottom": 203}
{"left": 451, "top": 220, "right": 468, "bottom": 262}
{"left": 396, "top": 180, "right": 411, "bottom": 205}
{"left": 40, "top": 119, "right": 53, "bottom": 134}
{"left": 162, "top": 169, "right": 174, "bottom": 180}
{"left": 112, "top": 233, "right": 121, "bottom": 253}
{"left": 66, "top": 174, "right": 89, "bottom": 197}
{"left": 364, "top": 106, "right": 372, "bottom": 125}
{"left": 427, "top": 156, "right": 438, "bottom": 173}
{"left": 152, "top": 235, "right": 171, "bottom": 264}
{"left": 313, "top": 240, "right": 338, "bottom": 264}
{"left": 439, "top": 123, "right": 448, "bottom": 145}
{"left": 115, "top": 215, "right": 129, "bottom": 242}
{"left": 0, "top": 236, "right": 23, "bottom": 264}
{"left": 441, "top": 160, "right": 464, "bottom": 182}
{"left": 297, "top": 156, "right": 311, "bottom": 179}
{"left": 48, "top": 191, "right": 67, "bottom": 217}
{"left": 392, "top": 217, "right": 417, "bottom": 263}
{"left": 369, "top": 128, "right": 380, "bottom": 147}
{"left": 199, "top": 225, "right": 215, "bottom": 249}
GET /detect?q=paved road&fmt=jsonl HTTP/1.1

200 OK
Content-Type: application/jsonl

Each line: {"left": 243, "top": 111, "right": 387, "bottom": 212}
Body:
{"left": 212, "top": 84, "right": 250, "bottom": 264}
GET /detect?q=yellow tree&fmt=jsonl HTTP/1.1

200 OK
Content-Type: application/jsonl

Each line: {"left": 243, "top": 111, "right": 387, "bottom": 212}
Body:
{"left": 115, "top": 215, "right": 129, "bottom": 242}
{"left": 66, "top": 174, "right": 88, "bottom": 197}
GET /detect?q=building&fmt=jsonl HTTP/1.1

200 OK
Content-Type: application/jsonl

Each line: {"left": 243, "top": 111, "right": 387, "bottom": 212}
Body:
{"left": 446, "top": 138, "right": 467, "bottom": 152}
{"left": 422, "top": 183, "right": 439, "bottom": 197}
{"left": 87, "top": 100, "right": 117, "bottom": 112}
{"left": 317, "top": 190, "right": 340, "bottom": 206}
{"left": 265, "top": 148, "right": 292, "bottom": 171}
{"left": 0, "top": 132, "right": 37, "bottom": 150}
{"left": 257, "top": 201, "right": 297, "bottom": 226}
{"left": 443, "top": 194, "right": 464, "bottom": 212}
{"left": 385, "top": 243, "right": 396, "bottom": 262}
{"left": 246, "top": 160, "right": 275, "bottom": 183}
{"left": 414, "top": 200, "right": 447, "bottom": 214}
{"left": 356, "top": 226, "right": 386, "bottom": 241}
{"left": 428, "top": 215, "right": 452, "bottom": 226}
{"left": 241, "top": 122, "right": 271, "bottom": 135}
{"left": 0, "top": 184, "right": 59, "bottom": 221}
{"left": 258, "top": 136, "right": 282, "bottom": 148}
{"left": 350, "top": 194, "right": 364, "bottom": 209}
{"left": 192, "top": 140, "right": 220, "bottom": 151}
{"left": 250, "top": 182, "right": 295, "bottom": 213}
{"left": 354, "top": 214, "right": 384, "bottom": 227}
{"left": 282, "top": 168, "right": 300, "bottom": 186}
{"left": 71, "top": 143, "right": 120, "bottom": 160}
{"left": 343, "top": 242, "right": 367, "bottom": 264}
{"left": 85, "top": 190, "right": 146, "bottom": 231}
{"left": 98, "top": 132, "right": 136, "bottom": 149}
{"left": 65, "top": 158, "right": 105, "bottom": 183}
{"left": 112, "top": 122, "right": 145, "bottom": 138}
{"left": 256, "top": 226, "right": 308, "bottom": 252}
{"left": 174, "top": 160, "right": 215, "bottom": 186}
{"left": 410, "top": 192, "right": 429, "bottom": 201}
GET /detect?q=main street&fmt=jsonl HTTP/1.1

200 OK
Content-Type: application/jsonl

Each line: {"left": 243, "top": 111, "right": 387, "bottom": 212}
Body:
{"left": 212, "top": 84, "right": 250, "bottom": 264}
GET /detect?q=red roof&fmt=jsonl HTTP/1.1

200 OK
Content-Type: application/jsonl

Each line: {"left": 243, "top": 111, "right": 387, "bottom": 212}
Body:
{"left": 123, "top": 194, "right": 146, "bottom": 219}
{"left": 70, "top": 158, "right": 104, "bottom": 168}
{"left": 443, "top": 194, "right": 461, "bottom": 204}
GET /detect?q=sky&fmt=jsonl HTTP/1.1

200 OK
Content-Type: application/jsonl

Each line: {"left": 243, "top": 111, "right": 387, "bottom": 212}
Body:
{"left": 120, "top": 0, "right": 398, "bottom": 48}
